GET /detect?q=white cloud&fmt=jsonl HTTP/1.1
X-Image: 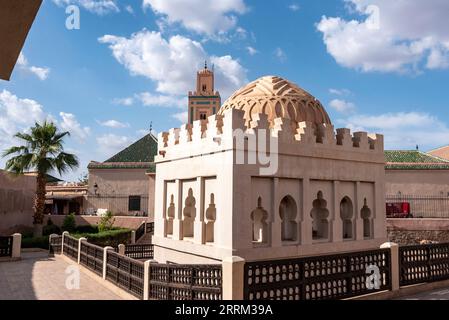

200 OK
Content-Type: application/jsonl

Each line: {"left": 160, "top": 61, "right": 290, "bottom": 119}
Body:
{"left": 125, "top": 5, "right": 134, "bottom": 14}
{"left": 99, "top": 30, "right": 247, "bottom": 99}
{"left": 112, "top": 97, "right": 134, "bottom": 106}
{"left": 317, "top": 0, "right": 449, "bottom": 73}
{"left": 329, "top": 88, "right": 351, "bottom": 96}
{"left": 97, "top": 120, "right": 129, "bottom": 128}
{"left": 142, "top": 0, "right": 247, "bottom": 36}
{"left": 339, "top": 111, "right": 449, "bottom": 150}
{"left": 246, "top": 46, "right": 258, "bottom": 56}
{"left": 96, "top": 134, "right": 130, "bottom": 154}
{"left": 52, "top": 0, "right": 119, "bottom": 15}
{"left": 288, "top": 3, "right": 300, "bottom": 12}
{"left": 275, "top": 47, "right": 287, "bottom": 62}
{"left": 138, "top": 92, "right": 186, "bottom": 108}
{"left": 0, "top": 90, "right": 46, "bottom": 149}
{"left": 172, "top": 111, "right": 188, "bottom": 123}
{"left": 329, "top": 99, "right": 356, "bottom": 113}
{"left": 17, "top": 53, "right": 50, "bottom": 80}
{"left": 59, "top": 112, "right": 90, "bottom": 142}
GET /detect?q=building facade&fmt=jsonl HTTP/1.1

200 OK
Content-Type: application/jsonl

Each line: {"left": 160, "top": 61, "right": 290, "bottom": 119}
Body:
{"left": 152, "top": 76, "right": 387, "bottom": 264}
{"left": 188, "top": 63, "right": 221, "bottom": 124}
{"left": 87, "top": 133, "right": 157, "bottom": 217}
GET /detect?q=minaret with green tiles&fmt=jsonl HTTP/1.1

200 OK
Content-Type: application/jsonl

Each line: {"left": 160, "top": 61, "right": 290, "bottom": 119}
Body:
{"left": 188, "top": 61, "right": 221, "bottom": 124}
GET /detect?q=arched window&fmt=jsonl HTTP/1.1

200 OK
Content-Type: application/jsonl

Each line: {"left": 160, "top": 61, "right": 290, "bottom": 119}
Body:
{"left": 279, "top": 196, "right": 298, "bottom": 241}
{"left": 166, "top": 194, "right": 175, "bottom": 236}
{"left": 311, "top": 191, "right": 329, "bottom": 240}
{"left": 340, "top": 197, "right": 354, "bottom": 240}
{"left": 251, "top": 197, "right": 268, "bottom": 244}
{"left": 205, "top": 194, "right": 216, "bottom": 243}
{"left": 361, "top": 198, "right": 372, "bottom": 239}
{"left": 182, "top": 188, "right": 196, "bottom": 238}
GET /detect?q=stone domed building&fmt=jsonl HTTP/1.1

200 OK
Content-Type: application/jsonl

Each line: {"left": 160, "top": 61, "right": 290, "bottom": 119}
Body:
{"left": 152, "top": 75, "right": 387, "bottom": 264}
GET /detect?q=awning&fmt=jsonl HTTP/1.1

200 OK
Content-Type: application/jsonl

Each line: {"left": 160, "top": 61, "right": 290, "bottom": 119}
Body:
{"left": 0, "top": 0, "right": 43, "bottom": 80}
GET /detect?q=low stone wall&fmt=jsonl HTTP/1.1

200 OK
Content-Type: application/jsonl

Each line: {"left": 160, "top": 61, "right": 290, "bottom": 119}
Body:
{"left": 43, "top": 215, "right": 151, "bottom": 230}
{"left": 387, "top": 218, "right": 449, "bottom": 245}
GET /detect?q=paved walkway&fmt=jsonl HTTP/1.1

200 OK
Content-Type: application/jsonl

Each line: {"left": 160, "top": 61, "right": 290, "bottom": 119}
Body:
{"left": 399, "top": 287, "right": 449, "bottom": 300}
{"left": 0, "top": 251, "right": 123, "bottom": 300}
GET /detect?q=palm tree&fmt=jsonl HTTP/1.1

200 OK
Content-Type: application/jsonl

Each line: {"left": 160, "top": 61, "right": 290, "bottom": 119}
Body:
{"left": 2, "top": 121, "right": 79, "bottom": 236}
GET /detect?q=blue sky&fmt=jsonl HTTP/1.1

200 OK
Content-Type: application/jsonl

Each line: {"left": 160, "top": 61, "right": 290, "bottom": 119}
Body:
{"left": 1, "top": 0, "right": 449, "bottom": 181}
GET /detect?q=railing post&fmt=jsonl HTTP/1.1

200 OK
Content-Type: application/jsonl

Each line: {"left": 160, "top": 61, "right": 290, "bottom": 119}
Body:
{"left": 61, "top": 231, "right": 69, "bottom": 255}
{"left": 11, "top": 233, "right": 22, "bottom": 259}
{"left": 143, "top": 260, "right": 151, "bottom": 300}
{"left": 131, "top": 231, "right": 136, "bottom": 244}
{"left": 78, "top": 237, "right": 87, "bottom": 264}
{"left": 381, "top": 242, "right": 400, "bottom": 291}
{"left": 222, "top": 256, "right": 245, "bottom": 300}
{"left": 103, "top": 246, "right": 114, "bottom": 280}
{"left": 118, "top": 244, "right": 125, "bottom": 255}
{"left": 49, "top": 233, "right": 57, "bottom": 254}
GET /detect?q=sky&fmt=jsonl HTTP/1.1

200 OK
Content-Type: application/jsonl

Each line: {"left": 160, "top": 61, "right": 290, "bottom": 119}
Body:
{"left": 1, "top": 0, "right": 449, "bottom": 181}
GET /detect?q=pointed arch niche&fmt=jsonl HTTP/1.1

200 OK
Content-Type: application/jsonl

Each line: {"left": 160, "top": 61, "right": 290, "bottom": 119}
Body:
{"left": 205, "top": 193, "right": 216, "bottom": 243}
{"left": 279, "top": 195, "right": 298, "bottom": 242}
{"left": 340, "top": 196, "right": 354, "bottom": 240}
{"left": 182, "top": 188, "right": 196, "bottom": 238}
{"left": 166, "top": 194, "right": 175, "bottom": 236}
{"left": 311, "top": 191, "right": 329, "bottom": 241}
{"left": 361, "top": 198, "right": 373, "bottom": 239}
{"left": 251, "top": 197, "right": 269, "bottom": 245}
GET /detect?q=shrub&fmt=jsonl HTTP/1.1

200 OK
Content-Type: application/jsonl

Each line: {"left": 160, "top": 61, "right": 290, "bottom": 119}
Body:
{"left": 21, "top": 236, "right": 50, "bottom": 250}
{"left": 62, "top": 213, "right": 76, "bottom": 232}
{"left": 72, "top": 228, "right": 131, "bottom": 247}
{"left": 98, "top": 211, "right": 115, "bottom": 232}
{"left": 43, "top": 224, "right": 61, "bottom": 236}
{"left": 74, "top": 225, "right": 98, "bottom": 234}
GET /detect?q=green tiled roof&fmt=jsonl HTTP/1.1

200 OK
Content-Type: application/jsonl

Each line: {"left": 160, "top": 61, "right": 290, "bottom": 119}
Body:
{"left": 105, "top": 133, "right": 158, "bottom": 163}
{"left": 385, "top": 150, "right": 449, "bottom": 170}
{"left": 88, "top": 133, "right": 158, "bottom": 172}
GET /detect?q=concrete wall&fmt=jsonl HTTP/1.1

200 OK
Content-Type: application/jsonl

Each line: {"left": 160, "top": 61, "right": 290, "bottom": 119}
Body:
{"left": 0, "top": 170, "right": 36, "bottom": 235}
{"left": 86, "top": 168, "right": 154, "bottom": 217}
{"left": 386, "top": 169, "right": 449, "bottom": 195}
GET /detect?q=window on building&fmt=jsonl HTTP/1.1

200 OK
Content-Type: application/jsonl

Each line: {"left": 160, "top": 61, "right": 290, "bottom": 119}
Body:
{"left": 200, "top": 113, "right": 207, "bottom": 120}
{"left": 129, "top": 196, "right": 141, "bottom": 211}
{"left": 202, "top": 84, "right": 207, "bottom": 91}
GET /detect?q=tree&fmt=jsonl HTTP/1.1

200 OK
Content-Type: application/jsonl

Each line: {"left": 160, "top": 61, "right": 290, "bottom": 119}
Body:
{"left": 2, "top": 121, "right": 79, "bottom": 236}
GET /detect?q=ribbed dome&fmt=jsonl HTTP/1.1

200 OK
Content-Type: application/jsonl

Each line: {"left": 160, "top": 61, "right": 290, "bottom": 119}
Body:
{"left": 218, "top": 76, "right": 331, "bottom": 127}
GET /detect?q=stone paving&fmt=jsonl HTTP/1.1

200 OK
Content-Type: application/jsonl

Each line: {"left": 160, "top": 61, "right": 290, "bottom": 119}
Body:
{"left": 0, "top": 250, "right": 123, "bottom": 300}
{"left": 399, "top": 288, "right": 449, "bottom": 300}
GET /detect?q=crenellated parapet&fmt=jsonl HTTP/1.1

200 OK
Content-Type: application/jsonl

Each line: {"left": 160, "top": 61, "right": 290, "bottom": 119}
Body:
{"left": 155, "top": 109, "right": 384, "bottom": 163}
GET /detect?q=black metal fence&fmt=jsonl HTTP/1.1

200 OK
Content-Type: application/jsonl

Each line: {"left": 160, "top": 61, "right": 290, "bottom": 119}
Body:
{"left": 106, "top": 250, "right": 145, "bottom": 299}
{"left": 149, "top": 263, "right": 222, "bottom": 300}
{"left": 63, "top": 235, "right": 79, "bottom": 261}
{"left": 0, "top": 236, "right": 13, "bottom": 257}
{"left": 80, "top": 241, "right": 104, "bottom": 276}
{"left": 386, "top": 194, "right": 449, "bottom": 218}
{"left": 49, "top": 235, "right": 63, "bottom": 255}
{"left": 244, "top": 249, "right": 391, "bottom": 300}
{"left": 125, "top": 244, "right": 154, "bottom": 260}
{"left": 399, "top": 242, "right": 449, "bottom": 286}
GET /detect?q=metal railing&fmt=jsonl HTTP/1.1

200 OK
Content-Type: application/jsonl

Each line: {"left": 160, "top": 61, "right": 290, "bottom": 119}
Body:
{"left": 400, "top": 242, "right": 449, "bottom": 286}
{"left": 49, "top": 235, "right": 63, "bottom": 255}
{"left": 106, "top": 250, "right": 145, "bottom": 299}
{"left": 63, "top": 235, "right": 79, "bottom": 261}
{"left": 244, "top": 249, "right": 391, "bottom": 300}
{"left": 386, "top": 194, "right": 449, "bottom": 218}
{"left": 0, "top": 236, "right": 13, "bottom": 257}
{"left": 124, "top": 244, "right": 154, "bottom": 260}
{"left": 149, "top": 263, "right": 222, "bottom": 300}
{"left": 79, "top": 241, "right": 104, "bottom": 276}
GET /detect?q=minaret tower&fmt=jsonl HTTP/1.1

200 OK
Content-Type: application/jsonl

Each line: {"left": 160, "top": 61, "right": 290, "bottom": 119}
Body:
{"left": 188, "top": 61, "right": 221, "bottom": 124}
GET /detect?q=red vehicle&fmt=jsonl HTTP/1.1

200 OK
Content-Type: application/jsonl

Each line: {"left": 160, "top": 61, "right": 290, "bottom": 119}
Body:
{"left": 386, "top": 202, "right": 412, "bottom": 218}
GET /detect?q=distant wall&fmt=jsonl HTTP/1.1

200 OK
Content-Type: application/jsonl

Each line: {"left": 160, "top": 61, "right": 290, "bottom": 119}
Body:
{"left": 0, "top": 170, "right": 36, "bottom": 235}
{"left": 43, "top": 214, "right": 150, "bottom": 230}
{"left": 386, "top": 169, "right": 449, "bottom": 195}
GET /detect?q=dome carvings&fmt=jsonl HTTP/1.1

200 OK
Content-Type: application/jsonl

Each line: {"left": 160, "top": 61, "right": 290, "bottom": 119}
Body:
{"left": 218, "top": 76, "right": 332, "bottom": 128}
